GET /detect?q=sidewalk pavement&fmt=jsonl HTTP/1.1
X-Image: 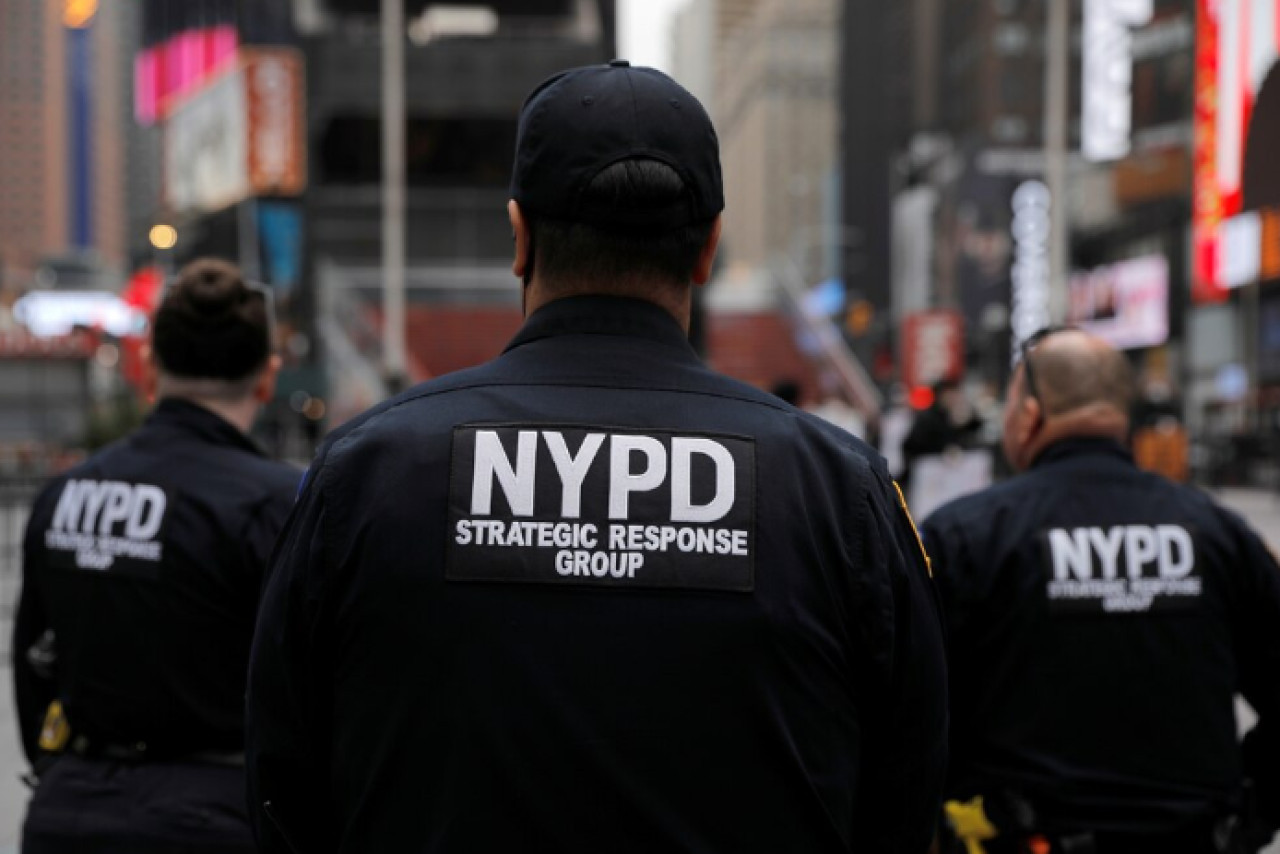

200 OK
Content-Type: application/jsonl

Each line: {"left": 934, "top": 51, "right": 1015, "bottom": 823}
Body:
{"left": 1210, "top": 487, "right": 1280, "bottom": 550}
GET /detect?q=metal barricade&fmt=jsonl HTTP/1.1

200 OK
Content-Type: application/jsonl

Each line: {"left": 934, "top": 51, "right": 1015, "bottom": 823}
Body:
{"left": 0, "top": 477, "right": 44, "bottom": 663}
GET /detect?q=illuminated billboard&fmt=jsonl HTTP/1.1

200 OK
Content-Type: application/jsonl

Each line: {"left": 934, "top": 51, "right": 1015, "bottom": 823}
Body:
{"left": 1068, "top": 255, "right": 1170, "bottom": 349}
{"left": 164, "top": 49, "right": 307, "bottom": 214}
{"left": 1192, "top": 0, "right": 1280, "bottom": 302}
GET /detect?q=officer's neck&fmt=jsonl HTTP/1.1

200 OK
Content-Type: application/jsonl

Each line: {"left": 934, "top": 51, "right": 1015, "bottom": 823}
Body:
{"left": 524, "top": 276, "right": 692, "bottom": 332}
{"left": 156, "top": 389, "right": 261, "bottom": 437}
{"left": 1023, "top": 405, "right": 1129, "bottom": 469}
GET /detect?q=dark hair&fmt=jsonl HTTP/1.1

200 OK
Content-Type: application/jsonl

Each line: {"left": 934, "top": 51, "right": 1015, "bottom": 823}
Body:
{"left": 152, "top": 259, "right": 270, "bottom": 382}
{"left": 528, "top": 159, "right": 716, "bottom": 289}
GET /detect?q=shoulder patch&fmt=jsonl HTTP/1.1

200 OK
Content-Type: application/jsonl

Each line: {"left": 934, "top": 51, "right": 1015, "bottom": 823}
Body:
{"left": 447, "top": 424, "right": 756, "bottom": 592}
{"left": 893, "top": 480, "right": 932, "bottom": 577}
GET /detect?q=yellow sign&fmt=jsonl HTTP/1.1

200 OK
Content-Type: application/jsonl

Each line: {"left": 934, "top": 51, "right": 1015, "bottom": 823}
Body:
{"left": 63, "top": 0, "right": 99, "bottom": 29}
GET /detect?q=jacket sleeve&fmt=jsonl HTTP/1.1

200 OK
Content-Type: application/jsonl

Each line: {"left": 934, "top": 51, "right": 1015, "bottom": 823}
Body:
{"left": 853, "top": 473, "right": 949, "bottom": 853}
{"left": 246, "top": 464, "right": 335, "bottom": 854}
{"left": 13, "top": 491, "right": 58, "bottom": 764}
{"left": 1227, "top": 510, "right": 1280, "bottom": 840}
{"left": 921, "top": 507, "right": 981, "bottom": 796}
{"left": 240, "top": 478, "right": 302, "bottom": 582}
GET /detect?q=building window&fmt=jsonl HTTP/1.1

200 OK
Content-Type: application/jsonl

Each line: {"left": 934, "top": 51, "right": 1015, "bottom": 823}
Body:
{"left": 994, "top": 22, "right": 1030, "bottom": 55}
{"left": 992, "top": 115, "right": 1029, "bottom": 143}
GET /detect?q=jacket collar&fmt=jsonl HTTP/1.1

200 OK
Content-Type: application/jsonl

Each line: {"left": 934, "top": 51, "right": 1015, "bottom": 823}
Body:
{"left": 1032, "top": 436, "right": 1133, "bottom": 469}
{"left": 504, "top": 295, "right": 699, "bottom": 359}
{"left": 146, "top": 397, "right": 265, "bottom": 456}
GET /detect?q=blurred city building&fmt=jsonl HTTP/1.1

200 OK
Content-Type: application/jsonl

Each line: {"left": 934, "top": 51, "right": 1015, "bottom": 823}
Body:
{"left": 670, "top": 0, "right": 875, "bottom": 412}
{"left": 0, "top": 0, "right": 147, "bottom": 291}
{"left": 11, "top": 0, "right": 1280, "bottom": 487}
{"left": 133, "top": 0, "right": 614, "bottom": 447}
{"left": 849, "top": 0, "right": 1280, "bottom": 483}
{"left": 669, "top": 0, "right": 764, "bottom": 118}
{"left": 715, "top": 0, "right": 839, "bottom": 275}
{"left": 296, "top": 0, "right": 616, "bottom": 425}
{"left": 0, "top": 1, "right": 161, "bottom": 476}
{"left": 1191, "top": 0, "right": 1280, "bottom": 485}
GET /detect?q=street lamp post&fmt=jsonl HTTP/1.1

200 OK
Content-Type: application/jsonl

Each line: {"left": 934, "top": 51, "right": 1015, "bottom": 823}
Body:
{"left": 1043, "top": 0, "right": 1070, "bottom": 325}
{"left": 380, "top": 3, "right": 499, "bottom": 397}
{"left": 381, "top": 0, "right": 407, "bottom": 395}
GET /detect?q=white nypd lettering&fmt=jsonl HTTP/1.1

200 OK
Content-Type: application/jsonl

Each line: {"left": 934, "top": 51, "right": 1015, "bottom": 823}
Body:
{"left": 670, "top": 437, "right": 735, "bottom": 523}
{"left": 471, "top": 430, "right": 537, "bottom": 516}
{"left": 609, "top": 435, "right": 667, "bottom": 520}
{"left": 449, "top": 426, "right": 756, "bottom": 591}
{"left": 543, "top": 432, "right": 605, "bottom": 519}
{"left": 45, "top": 479, "right": 168, "bottom": 570}
{"left": 468, "top": 429, "right": 740, "bottom": 525}
{"left": 1046, "top": 524, "right": 1199, "bottom": 613}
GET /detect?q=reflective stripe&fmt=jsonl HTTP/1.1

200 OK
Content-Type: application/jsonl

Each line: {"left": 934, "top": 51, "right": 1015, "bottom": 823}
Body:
{"left": 893, "top": 480, "right": 932, "bottom": 578}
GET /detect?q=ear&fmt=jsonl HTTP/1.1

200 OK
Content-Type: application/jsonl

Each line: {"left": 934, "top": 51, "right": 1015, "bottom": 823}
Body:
{"left": 692, "top": 215, "right": 723, "bottom": 286}
{"left": 1013, "top": 394, "right": 1044, "bottom": 462}
{"left": 508, "top": 200, "right": 532, "bottom": 280}
{"left": 254, "top": 354, "right": 283, "bottom": 404}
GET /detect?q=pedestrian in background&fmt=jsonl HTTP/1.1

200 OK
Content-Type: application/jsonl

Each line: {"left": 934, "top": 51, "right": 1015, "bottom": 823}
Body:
{"left": 923, "top": 327, "right": 1280, "bottom": 854}
{"left": 14, "top": 259, "right": 299, "bottom": 853}
{"left": 247, "top": 61, "right": 946, "bottom": 853}
{"left": 902, "top": 378, "right": 983, "bottom": 480}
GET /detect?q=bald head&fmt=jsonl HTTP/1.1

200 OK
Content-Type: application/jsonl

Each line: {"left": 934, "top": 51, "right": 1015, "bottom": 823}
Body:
{"left": 1003, "top": 330, "right": 1133, "bottom": 471}
{"left": 1025, "top": 330, "right": 1134, "bottom": 417}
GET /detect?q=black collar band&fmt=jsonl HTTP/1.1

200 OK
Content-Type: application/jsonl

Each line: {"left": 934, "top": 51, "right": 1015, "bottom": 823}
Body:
{"left": 1032, "top": 436, "right": 1132, "bottom": 468}
{"left": 504, "top": 295, "right": 697, "bottom": 358}
{"left": 147, "top": 398, "right": 265, "bottom": 457}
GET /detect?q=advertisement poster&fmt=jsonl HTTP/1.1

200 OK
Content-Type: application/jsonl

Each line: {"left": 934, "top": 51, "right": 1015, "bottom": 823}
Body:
{"left": 1068, "top": 255, "right": 1170, "bottom": 350}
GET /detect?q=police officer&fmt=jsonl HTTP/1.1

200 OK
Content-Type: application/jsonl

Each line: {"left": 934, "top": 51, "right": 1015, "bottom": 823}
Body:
{"left": 247, "top": 62, "right": 946, "bottom": 853}
{"left": 921, "top": 328, "right": 1280, "bottom": 853}
{"left": 14, "top": 258, "right": 300, "bottom": 852}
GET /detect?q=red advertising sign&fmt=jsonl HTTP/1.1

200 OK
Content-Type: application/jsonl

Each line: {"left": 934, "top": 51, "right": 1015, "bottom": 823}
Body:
{"left": 1193, "top": 0, "right": 1225, "bottom": 302}
{"left": 165, "top": 47, "right": 307, "bottom": 214}
{"left": 901, "top": 310, "right": 964, "bottom": 389}
{"left": 1192, "top": 0, "right": 1280, "bottom": 302}
{"left": 244, "top": 48, "right": 307, "bottom": 198}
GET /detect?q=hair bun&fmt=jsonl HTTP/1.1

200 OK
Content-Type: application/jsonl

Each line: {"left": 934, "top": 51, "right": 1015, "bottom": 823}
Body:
{"left": 152, "top": 258, "right": 271, "bottom": 382}
{"left": 177, "top": 260, "right": 249, "bottom": 325}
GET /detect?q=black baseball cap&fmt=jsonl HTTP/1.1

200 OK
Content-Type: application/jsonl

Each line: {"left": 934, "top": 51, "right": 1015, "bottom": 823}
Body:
{"left": 510, "top": 60, "right": 724, "bottom": 230}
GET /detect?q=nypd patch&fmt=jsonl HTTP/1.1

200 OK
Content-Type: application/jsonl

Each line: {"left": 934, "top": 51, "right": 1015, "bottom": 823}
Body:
{"left": 447, "top": 424, "right": 756, "bottom": 592}
{"left": 1042, "top": 523, "right": 1202, "bottom": 614}
{"left": 42, "top": 478, "right": 171, "bottom": 578}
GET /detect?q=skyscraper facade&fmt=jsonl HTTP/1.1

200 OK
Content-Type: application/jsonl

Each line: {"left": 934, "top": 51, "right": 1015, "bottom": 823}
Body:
{"left": 0, "top": 0, "right": 134, "bottom": 291}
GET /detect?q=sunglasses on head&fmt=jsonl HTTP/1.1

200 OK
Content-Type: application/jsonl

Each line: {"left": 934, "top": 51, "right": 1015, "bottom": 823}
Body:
{"left": 1016, "top": 325, "right": 1075, "bottom": 403}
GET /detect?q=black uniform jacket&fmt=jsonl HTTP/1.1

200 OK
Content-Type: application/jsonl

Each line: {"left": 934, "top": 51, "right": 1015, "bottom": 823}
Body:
{"left": 921, "top": 438, "right": 1280, "bottom": 837}
{"left": 14, "top": 398, "right": 299, "bottom": 762}
{"left": 247, "top": 296, "right": 947, "bottom": 854}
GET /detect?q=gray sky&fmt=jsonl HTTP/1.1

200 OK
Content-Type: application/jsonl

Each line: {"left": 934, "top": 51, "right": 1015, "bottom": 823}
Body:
{"left": 617, "top": 0, "right": 688, "bottom": 72}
